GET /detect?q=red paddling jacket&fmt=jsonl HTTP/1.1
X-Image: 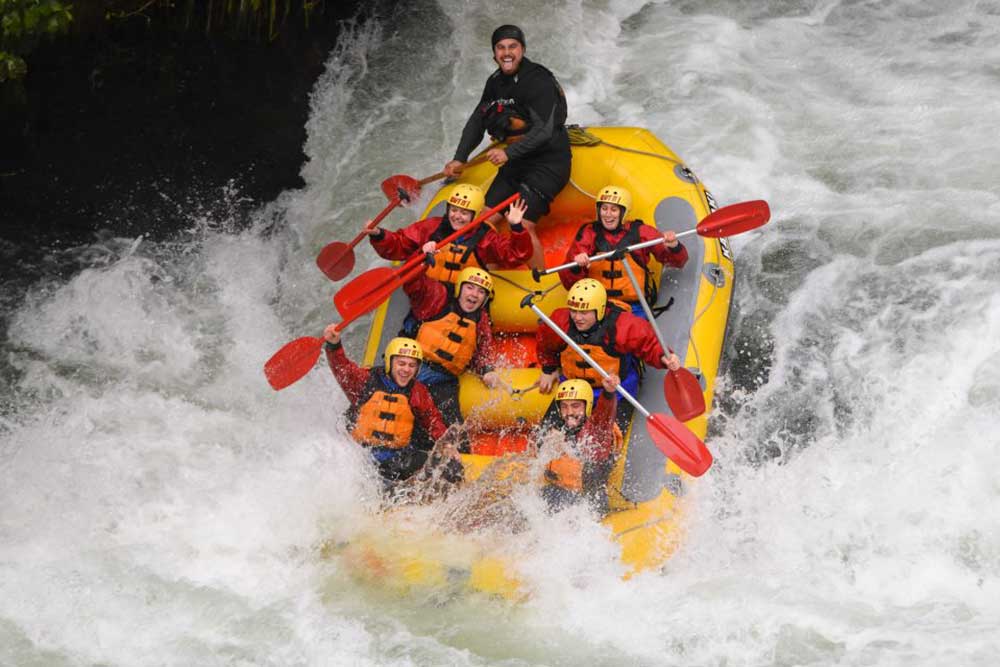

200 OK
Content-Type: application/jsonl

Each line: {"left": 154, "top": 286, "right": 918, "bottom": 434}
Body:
{"left": 371, "top": 216, "right": 533, "bottom": 285}
{"left": 536, "top": 305, "right": 669, "bottom": 387}
{"left": 325, "top": 343, "right": 447, "bottom": 449}
{"left": 559, "top": 220, "right": 688, "bottom": 302}
{"left": 536, "top": 392, "right": 622, "bottom": 493}
{"left": 402, "top": 272, "right": 496, "bottom": 378}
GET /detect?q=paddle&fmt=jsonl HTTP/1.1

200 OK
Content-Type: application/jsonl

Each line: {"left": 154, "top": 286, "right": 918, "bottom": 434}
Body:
{"left": 534, "top": 199, "right": 771, "bottom": 279}
{"left": 371, "top": 153, "right": 493, "bottom": 222}
{"left": 618, "top": 259, "right": 706, "bottom": 421}
{"left": 510, "top": 380, "right": 540, "bottom": 401}
{"left": 405, "top": 152, "right": 492, "bottom": 192}
{"left": 263, "top": 305, "right": 370, "bottom": 391}
{"left": 381, "top": 174, "right": 421, "bottom": 202}
{"left": 333, "top": 193, "right": 520, "bottom": 320}
{"left": 333, "top": 262, "right": 426, "bottom": 323}
{"left": 315, "top": 197, "right": 403, "bottom": 281}
{"left": 313, "top": 159, "right": 496, "bottom": 283}
{"left": 525, "top": 299, "right": 713, "bottom": 476}
{"left": 264, "top": 335, "right": 327, "bottom": 391}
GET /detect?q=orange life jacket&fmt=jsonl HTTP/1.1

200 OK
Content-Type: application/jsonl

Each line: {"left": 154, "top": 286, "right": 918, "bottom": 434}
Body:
{"left": 544, "top": 455, "right": 582, "bottom": 492}
{"left": 559, "top": 305, "right": 626, "bottom": 388}
{"left": 424, "top": 221, "right": 491, "bottom": 285}
{"left": 415, "top": 307, "right": 479, "bottom": 376}
{"left": 503, "top": 116, "right": 529, "bottom": 144}
{"left": 347, "top": 370, "right": 415, "bottom": 449}
{"left": 483, "top": 104, "right": 530, "bottom": 143}
{"left": 584, "top": 220, "right": 655, "bottom": 303}
{"left": 543, "top": 425, "right": 624, "bottom": 492}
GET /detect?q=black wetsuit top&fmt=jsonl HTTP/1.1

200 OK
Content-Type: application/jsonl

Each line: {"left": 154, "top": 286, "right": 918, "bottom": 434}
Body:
{"left": 453, "top": 57, "right": 570, "bottom": 163}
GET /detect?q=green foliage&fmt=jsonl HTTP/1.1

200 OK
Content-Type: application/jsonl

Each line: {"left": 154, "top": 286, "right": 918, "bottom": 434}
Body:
{"left": 103, "top": 0, "right": 323, "bottom": 42}
{"left": 1, "top": 0, "right": 327, "bottom": 83}
{"left": 190, "top": 0, "right": 317, "bottom": 42}
{"left": 0, "top": 0, "right": 73, "bottom": 81}
{"left": 0, "top": 50, "right": 26, "bottom": 81}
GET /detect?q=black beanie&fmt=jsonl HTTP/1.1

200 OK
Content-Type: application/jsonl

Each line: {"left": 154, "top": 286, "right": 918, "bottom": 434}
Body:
{"left": 491, "top": 25, "right": 526, "bottom": 49}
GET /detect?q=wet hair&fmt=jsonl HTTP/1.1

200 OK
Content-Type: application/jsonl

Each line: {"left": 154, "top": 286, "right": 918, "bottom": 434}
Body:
{"left": 491, "top": 25, "right": 525, "bottom": 49}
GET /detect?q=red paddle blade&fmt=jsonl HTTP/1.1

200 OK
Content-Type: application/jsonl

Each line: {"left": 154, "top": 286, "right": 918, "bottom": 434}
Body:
{"left": 316, "top": 241, "right": 356, "bottom": 281}
{"left": 333, "top": 266, "right": 402, "bottom": 319}
{"left": 697, "top": 200, "right": 771, "bottom": 238}
{"left": 664, "top": 368, "right": 706, "bottom": 422}
{"left": 264, "top": 336, "right": 324, "bottom": 391}
{"left": 646, "top": 414, "right": 713, "bottom": 477}
{"left": 316, "top": 198, "right": 402, "bottom": 281}
{"left": 381, "top": 174, "right": 420, "bottom": 204}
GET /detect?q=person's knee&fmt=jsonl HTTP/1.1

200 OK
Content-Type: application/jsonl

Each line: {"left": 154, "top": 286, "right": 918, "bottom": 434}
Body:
{"left": 519, "top": 191, "right": 551, "bottom": 221}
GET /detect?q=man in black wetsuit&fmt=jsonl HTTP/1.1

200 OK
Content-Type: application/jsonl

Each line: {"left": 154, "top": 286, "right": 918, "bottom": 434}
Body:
{"left": 442, "top": 25, "right": 572, "bottom": 269}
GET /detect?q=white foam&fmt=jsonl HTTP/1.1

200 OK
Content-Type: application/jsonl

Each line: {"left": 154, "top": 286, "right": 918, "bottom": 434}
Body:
{"left": 3, "top": 0, "right": 1000, "bottom": 663}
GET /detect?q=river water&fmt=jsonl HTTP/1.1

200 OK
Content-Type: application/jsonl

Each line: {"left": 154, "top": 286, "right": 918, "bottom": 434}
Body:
{"left": 2, "top": 1, "right": 999, "bottom": 665}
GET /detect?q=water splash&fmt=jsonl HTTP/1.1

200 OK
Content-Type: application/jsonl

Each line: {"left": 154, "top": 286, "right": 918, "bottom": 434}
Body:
{"left": 3, "top": 0, "right": 1000, "bottom": 664}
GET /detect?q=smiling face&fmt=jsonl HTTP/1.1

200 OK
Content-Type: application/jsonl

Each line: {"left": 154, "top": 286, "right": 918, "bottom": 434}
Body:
{"left": 558, "top": 399, "right": 588, "bottom": 430}
{"left": 569, "top": 308, "right": 598, "bottom": 332}
{"left": 599, "top": 202, "right": 624, "bottom": 230}
{"left": 457, "top": 282, "right": 488, "bottom": 313}
{"left": 493, "top": 38, "right": 524, "bottom": 76}
{"left": 447, "top": 204, "right": 475, "bottom": 229}
{"left": 389, "top": 355, "right": 420, "bottom": 386}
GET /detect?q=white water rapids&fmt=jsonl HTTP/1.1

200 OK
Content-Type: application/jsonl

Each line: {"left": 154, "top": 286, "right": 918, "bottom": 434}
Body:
{"left": 2, "top": 1, "right": 1000, "bottom": 664}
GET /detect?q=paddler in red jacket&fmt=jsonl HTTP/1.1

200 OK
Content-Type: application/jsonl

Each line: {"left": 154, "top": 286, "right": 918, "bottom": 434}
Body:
{"left": 559, "top": 185, "right": 688, "bottom": 310}
{"left": 536, "top": 278, "right": 681, "bottom": 399}
{"left": 400, "top": 265, "right": 503, "bottom": 426}
{"left": 534, "top": 377, "right": 623, "bottom": 514}
{"left": 368, "top": 183, "right": 534, "bottom": 286}
{"left": 322, "top": 329, "right": 459, "bottom": 485}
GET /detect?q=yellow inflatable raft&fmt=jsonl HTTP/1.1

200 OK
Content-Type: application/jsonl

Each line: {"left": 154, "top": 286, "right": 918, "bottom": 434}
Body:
{"left": 338, "top": 126, "right": 734, "bottom": 600}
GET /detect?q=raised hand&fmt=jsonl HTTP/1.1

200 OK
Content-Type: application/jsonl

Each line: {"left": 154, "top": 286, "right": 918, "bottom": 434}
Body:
{"left": 506, "top": 197, "right": 529, "bottom": 226}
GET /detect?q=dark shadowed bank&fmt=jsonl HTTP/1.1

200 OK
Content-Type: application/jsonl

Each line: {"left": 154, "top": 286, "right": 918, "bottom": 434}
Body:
{"left": 0, "top": 0, "right": 374, "bottom": 263}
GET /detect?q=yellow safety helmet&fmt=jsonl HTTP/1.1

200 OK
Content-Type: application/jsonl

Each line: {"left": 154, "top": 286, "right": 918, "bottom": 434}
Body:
{"left": 446, "top": 183, "right": 485, "bottom": 214}
{"left": 555, "top": 379, "right": 594, "bottom": 416}
{"left": 566, "top": 278, "right": 607, "bottom": 320}
{"left": 454, "top": 266, "right": 494, "bottom": 299}
{"left": 596, "top": 185, "right": 632, "bottom": 222}
{"left": 383, "top": 337, "right": 423, "bottom": 369}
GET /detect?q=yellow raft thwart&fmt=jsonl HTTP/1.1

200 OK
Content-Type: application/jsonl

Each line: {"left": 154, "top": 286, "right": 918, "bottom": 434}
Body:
{"left": 341, "top": 127, "right": 734, "bottom": 599}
